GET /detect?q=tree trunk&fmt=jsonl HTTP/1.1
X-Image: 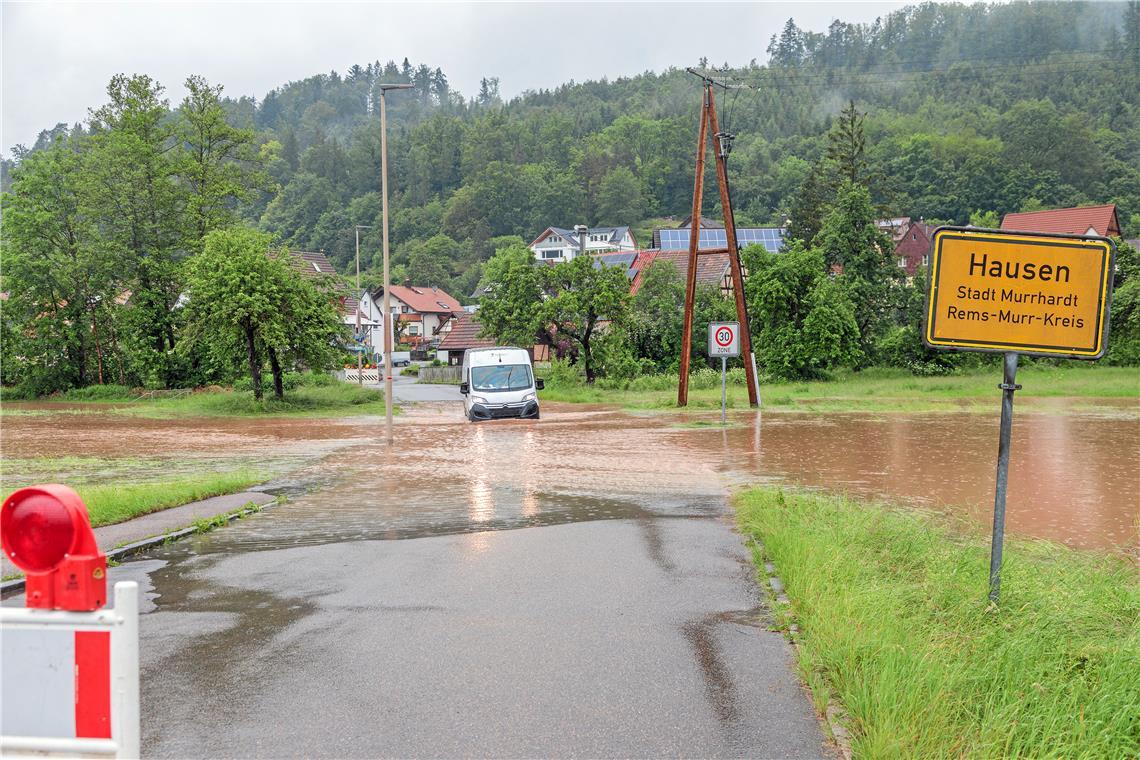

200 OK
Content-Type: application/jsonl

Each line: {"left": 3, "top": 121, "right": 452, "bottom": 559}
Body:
{"left": 244, "top": 319, "right": 262, "bottom": 400}
{"left": 581, "top": 336, "right": 595, "bottom": 384}
{"left": 267, "top": 346, "right": 285, "bottom": 400}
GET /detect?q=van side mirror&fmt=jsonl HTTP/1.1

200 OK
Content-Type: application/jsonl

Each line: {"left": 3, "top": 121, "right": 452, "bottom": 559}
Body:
{"left": 459, "top": 382, "right": 469, "bottom": 395}
{"left": 535, "top": 378, "right": 544, "bottom": 391}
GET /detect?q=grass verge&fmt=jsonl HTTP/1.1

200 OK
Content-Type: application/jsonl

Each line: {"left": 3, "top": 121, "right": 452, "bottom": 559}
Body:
{"left": 75, "top": 470, "right": 269, "bottom": 526}
{"left": 540, "top": 365, "right": 1139, "bottom": 413}
{"left": 735, "top": 486, "right": 1139, "bottom": 757}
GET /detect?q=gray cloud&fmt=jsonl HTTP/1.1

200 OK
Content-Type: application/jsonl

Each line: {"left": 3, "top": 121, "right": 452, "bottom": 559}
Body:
{"left": 2, "top": 1, "right": 908, "bottom": 155}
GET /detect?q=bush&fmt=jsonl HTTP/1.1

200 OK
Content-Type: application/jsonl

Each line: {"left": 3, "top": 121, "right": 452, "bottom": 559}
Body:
{"left": 402, "top": 364, "right": 420, "bottom": 376}
{"left": 544, "top": 357, "right": 585, "bottom": 387}
{"left": 61, "top": 384, "right": 134, "bottom": 401}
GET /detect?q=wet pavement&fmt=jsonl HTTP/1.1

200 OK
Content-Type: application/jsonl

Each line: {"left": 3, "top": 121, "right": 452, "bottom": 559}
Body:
{"left": 70, "top": 402, "right": 822, "bottom": 758}
{"left": 3, "top": 391, "right": 1138, "bottom": 757}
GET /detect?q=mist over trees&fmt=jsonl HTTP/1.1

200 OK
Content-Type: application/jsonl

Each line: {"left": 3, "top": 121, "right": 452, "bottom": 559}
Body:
{"left": 3, "top": 0, "right": 1140, "bottom": 390}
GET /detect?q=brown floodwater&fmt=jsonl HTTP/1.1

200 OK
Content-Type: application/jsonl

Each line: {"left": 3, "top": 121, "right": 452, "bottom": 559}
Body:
{"left": 1, "top": 399, "right": 1137, "bottom": 552}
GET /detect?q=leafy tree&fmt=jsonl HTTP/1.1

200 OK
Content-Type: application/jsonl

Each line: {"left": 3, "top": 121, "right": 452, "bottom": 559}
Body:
{"left": 628, "top": 260, "right": 685, "bottom": 371}
{"left": 82, "top": 74, "right": 185, "bottom": 385}
{"left": 813, "top": 181, "right": 900, "bottom": 358}
{"left": 969, "top": 209, "right": 1001, "bottom": 229}
{"left": 178, "top": 75, "right": 262, "bottom": 248}
{"left": 475, "top": 243, "right": 545, "bottom": 347}
{"left": 787, "top": 162, "right": 830, "bottom": 246}
{"left": 1, "top": 138, "right": 121, "bottom": 392}
{"left": 595, "top": 166, "right": 645, "bottom": 225}
{"left": 182, "top": 227, "right": 344, "bottom": 400}
{"left": 742, "top": 242, "right": 861, "bottom": 379}
{"left": 538, "top": 255, "right": 632, "bottom": 383}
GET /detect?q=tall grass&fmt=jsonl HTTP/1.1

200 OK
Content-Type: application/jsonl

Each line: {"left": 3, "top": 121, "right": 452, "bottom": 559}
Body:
{"left": 735, "top": 487, "right": 1140, "bottom": 757}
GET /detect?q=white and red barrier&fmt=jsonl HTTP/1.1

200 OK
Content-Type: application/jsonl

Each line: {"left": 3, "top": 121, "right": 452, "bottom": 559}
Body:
{"left": 1, "top": 486, "right": 140, "bottom": 758}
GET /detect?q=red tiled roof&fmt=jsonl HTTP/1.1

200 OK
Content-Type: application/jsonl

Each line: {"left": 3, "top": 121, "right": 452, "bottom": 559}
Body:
{"left": 282, "top": 250, "right": 350, "bottom": 293}
{"left": 437, "top": 312, "right": 495, "bottom": 352}
{"left": 630, "top": 250, "right": 730, "bottom": 295}
{"left": 1001, "top": 204, "right": 1120, "bottom": 237}
{"left": 383, "top": 285, "right": 462, "bottom": 314}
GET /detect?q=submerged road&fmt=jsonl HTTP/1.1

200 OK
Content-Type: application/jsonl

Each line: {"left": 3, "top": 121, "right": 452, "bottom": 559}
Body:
{"left": 115, "top": 396, "right": 827, "bottom": 758}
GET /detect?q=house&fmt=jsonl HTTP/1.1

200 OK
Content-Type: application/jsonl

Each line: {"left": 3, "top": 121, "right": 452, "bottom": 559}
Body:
{"left": 529, "top": 226, "right": 638, "bottom": 263}
{"left": 1000, "top": 204, "right": 1121, "bottom": 237}
{"left": 892, "top": 220, "right": 935, "bottom": 277}
{"left": 435, "top": 312, "right": 496, "bottom": 365}
{"left": 373, "top": 284, "right": 463, "bottom": 346}
{"left": 284, "top": 250, "right": 383, "bottom": 354}
{"left": 629, "top": 250, "right": 733, "bottom": 296}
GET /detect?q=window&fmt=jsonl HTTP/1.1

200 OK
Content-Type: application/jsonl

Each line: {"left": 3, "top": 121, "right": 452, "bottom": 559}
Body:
{"left": 912, "top": 233, "right": 916, "bottom": 240}
{"left": 922, "top": 255, "right": 929, "bottom": 266}
{"left": 470, "top": 364, "right": 533, "bottom": 392}
{"left": 897, "top": 257, "right": 907, "bottom": 268}
{"left": 542, "top": 250, "right": 561, "bottom": 260}
{"left": 407, "top": 325, "right": 420, "bottom": 335}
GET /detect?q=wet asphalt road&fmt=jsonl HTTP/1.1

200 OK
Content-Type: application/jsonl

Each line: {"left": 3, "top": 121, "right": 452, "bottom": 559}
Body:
{"left": 114, "top": 398, "right": 826, "bottom": 757}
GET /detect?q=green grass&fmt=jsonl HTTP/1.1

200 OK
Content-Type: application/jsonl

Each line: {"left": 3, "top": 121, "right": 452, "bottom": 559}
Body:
{"left": 735, "top": 487, "right": 1140, "bottom": 758}
{"left": 539, "top": 365, "right": 1139, "bottom": 413}
{"left": 73, "top": 470, "right": 269, "bottom": 526}
{"left": 1, "top": 381, "right": 390, "bottom": 419}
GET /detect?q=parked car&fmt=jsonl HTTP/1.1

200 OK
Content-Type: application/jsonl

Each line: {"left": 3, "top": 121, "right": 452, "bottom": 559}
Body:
{"left": 459, "top": 347, "right": 543, "bottom": 421}
{"left": 379, "top": 351, "right": 412, "bottom": 367}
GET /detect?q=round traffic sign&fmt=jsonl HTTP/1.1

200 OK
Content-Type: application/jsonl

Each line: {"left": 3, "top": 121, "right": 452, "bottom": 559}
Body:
{"left": 714, "top": 326, "right": 735, "bottom": 347}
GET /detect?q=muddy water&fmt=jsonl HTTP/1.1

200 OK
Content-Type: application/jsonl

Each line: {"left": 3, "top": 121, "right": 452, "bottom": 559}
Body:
{"left": 2, "top": 400, "right": 1137, "bottom": 551}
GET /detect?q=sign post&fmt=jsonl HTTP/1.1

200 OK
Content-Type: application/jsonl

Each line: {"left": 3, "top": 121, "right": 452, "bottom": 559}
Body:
{"left": 708, "top": 322, "right": 741, "bottom": 424}
{"left": 923, "top": 227, "right": 1114, "bottom": 602}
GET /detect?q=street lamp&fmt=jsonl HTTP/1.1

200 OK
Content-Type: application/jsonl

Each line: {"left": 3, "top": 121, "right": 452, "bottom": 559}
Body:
{"left": 378, "top": 82, "right": 413, "bottom": 447}
{"left": 354, "top": 225, "right": 372, "bottom": 385}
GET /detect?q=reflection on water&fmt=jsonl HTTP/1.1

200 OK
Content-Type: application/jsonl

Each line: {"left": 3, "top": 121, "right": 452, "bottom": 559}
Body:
{"left": 703, "top": 408, "right": 1138, "bottom": 551}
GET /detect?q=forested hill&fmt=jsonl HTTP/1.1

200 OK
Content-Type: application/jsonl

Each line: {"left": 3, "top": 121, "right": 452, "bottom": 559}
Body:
{"left": 5, "top": 1, "right": 1140, "bottom": 301}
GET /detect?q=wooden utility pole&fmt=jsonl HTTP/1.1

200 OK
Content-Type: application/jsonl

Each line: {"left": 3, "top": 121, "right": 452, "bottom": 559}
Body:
{"left": 677, "top": 74, "right": 758, "bottom": 407}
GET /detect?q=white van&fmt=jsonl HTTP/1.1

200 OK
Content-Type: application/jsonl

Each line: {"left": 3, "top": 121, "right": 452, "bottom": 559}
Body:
{"left": 459, "top": 347, "right": 543, "bottom": 421}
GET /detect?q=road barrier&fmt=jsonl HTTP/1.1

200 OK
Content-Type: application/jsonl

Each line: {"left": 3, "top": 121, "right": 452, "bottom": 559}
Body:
{"left": 1, "top": 485, "right": 140, "bottom": 758}
{"left": 344, "top": 367, "right": 381, "bottom": 383}
{"left": 1, "top": 583, "right": 140, "bottom": 758}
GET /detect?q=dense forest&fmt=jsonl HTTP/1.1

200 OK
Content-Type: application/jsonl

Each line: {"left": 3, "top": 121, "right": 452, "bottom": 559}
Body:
{"left": 3, "top": 1, "right": 1139, "bottom": 392}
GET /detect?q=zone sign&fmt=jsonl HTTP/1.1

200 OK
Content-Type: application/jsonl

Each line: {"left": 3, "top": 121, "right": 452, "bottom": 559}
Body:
{"left": 924, "top": 227, "right": 1114, "bottom": 359}
{"left": 708, "top": 322, "right": 740, "bottom": 357}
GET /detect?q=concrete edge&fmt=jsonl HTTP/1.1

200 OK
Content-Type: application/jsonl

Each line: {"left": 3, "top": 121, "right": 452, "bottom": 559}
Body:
{"left": 0, "top": 495, "right": 283, "bottom": 598}
{"left": 750, "top": 537, "right": 852, "bottom": 760}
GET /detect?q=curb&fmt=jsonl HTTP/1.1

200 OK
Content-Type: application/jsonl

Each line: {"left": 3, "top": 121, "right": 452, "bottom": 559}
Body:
{"left": 0, "top": 498, "right": 278, "bottom": 599}
{"left": 752, "top": 537, "right": 851, "bottom": 760}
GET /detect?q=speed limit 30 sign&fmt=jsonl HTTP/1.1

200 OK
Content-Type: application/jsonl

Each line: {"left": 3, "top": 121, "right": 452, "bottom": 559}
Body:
{"left": 708, "top": 322, "right": 740, "bottom": 357}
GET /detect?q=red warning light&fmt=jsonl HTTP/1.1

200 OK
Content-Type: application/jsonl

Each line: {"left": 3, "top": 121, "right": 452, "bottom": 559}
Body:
{"left": 1, "top": 484, "right": 106, "bottom": 610}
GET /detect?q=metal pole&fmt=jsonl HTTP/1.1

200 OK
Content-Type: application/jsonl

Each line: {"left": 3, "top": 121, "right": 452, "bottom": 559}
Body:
{"left": 355, "top": 226, "right": 363, "bottom": 384}
{"left": 989, "top": 352, "right": 1020, "bottom": 603}
{"left": 721, "top": 355, "right": 727, "bottom": 425}
{"left": 378, "top": 83, "right": 410, "bottom": 447}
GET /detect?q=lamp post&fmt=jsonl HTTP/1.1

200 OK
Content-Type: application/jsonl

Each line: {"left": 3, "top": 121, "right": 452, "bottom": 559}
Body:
{"left": 378, "top": 82, "right": 412, "bottom": 446}
{"left": 354, "top": 225, "right": 372, "bottom": 385}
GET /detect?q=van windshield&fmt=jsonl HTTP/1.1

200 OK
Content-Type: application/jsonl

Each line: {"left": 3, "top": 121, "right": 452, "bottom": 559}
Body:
{"left": 470, "top": 364, "right": 533, "bottom": 392}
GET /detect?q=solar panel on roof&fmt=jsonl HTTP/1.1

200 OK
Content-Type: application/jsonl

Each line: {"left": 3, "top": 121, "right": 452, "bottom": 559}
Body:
{"left": 656, "top": 227, "right": 785, "bottom": 253}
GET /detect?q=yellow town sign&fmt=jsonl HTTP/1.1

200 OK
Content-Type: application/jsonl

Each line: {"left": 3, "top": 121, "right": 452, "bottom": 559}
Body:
{"left": 924, "top": 228, "right": 1115, "bottom": 358}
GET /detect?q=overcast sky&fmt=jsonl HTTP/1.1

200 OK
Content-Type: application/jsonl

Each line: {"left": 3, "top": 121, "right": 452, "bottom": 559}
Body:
{"left": 2, "top": 1, "right": 910, "bottom": 156}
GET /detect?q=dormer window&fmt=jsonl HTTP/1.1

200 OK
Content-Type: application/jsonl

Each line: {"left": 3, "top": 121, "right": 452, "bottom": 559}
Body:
{"left": 311, "top": 262, "right": 322, "bottom": 273}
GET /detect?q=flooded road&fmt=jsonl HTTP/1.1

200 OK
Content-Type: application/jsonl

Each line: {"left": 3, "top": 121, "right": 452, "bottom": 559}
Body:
{"left": 7, "top": 398, "right": 1133, "bottom": 550}
{"left": 3, "top": 396, "right": 1137, "bottom": 755}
